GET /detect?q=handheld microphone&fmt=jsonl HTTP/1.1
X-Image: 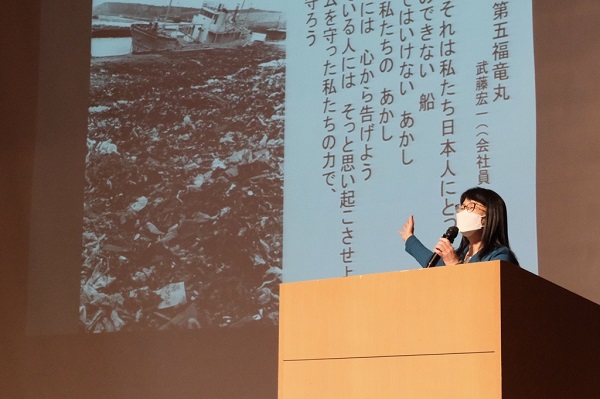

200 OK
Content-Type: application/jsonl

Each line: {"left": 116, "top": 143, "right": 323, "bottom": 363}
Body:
{"left": 426, "top": 226, "right": 459, "bottom": 268}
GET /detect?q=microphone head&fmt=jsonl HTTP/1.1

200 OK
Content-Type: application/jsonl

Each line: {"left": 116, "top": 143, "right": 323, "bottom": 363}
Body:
{"left": 444, "top": 226, "right": 459, "bottom": 243}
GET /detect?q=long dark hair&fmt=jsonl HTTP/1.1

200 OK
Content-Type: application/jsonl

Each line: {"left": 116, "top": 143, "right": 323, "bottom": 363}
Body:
{"left": 456, "top": 187, "right": 518, "bottom": 264}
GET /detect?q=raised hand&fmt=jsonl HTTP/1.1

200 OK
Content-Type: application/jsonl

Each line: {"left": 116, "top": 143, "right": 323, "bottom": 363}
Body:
{"left": 398, "top": 215, "right": 415, "bottom": 242}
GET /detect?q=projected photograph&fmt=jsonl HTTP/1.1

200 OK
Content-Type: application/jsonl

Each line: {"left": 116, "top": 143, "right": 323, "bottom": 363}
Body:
{"left": 80, "top": 0, "right": 286, "bottom": 332}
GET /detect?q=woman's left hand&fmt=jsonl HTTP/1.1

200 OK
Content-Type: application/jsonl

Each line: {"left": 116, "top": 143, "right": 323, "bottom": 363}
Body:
{"left": 397, "top": 215, "right": 415, "bottom": 242}
{"left": 433, "top": 238, "right": 460, "bottom": 266}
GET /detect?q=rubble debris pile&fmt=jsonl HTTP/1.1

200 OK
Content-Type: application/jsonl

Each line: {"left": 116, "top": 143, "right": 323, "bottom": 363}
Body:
{"left": 81, "top": 44, "right": 285, "bottom": 333}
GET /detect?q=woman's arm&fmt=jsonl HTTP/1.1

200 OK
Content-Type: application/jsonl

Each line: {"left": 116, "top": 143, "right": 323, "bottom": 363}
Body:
{"left": 405, "top": 235, "right": 441, "bottom": 268}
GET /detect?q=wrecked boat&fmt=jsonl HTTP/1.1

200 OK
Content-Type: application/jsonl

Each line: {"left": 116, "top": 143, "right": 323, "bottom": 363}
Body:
{"left": 130, "top": 2, "right": 249, "bottom": 54}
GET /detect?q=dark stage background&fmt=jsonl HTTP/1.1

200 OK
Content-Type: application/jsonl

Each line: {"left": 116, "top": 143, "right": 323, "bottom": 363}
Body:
{"left": 2, "top": 0, "right": 600, "bottom": 397}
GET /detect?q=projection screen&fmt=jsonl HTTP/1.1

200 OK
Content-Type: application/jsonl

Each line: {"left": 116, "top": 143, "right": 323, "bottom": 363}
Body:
{"left": 28, "top": 0, "right": 537, "bottom": 336}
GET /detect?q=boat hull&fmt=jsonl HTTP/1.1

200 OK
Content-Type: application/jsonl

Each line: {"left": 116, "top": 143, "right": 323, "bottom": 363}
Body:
{"left": 131, "top": 24, "right": 186, "bottom": 54}
{"left": 130, "top": 23, "right": 248, "bottom": 54}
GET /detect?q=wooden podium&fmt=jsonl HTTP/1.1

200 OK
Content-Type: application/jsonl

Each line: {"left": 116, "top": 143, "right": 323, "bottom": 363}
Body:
{"left": 278, "top": 261, "right": 600, "bottom": 398}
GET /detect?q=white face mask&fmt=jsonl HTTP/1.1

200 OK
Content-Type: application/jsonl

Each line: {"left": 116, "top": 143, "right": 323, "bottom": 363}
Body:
{"left": 456, "top": 211, "right": 484, "bottom": 237}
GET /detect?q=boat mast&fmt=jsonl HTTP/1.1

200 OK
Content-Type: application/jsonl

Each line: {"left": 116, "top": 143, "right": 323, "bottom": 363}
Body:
{"left": 163, "top": 0, "right": 174, "bottom": 26}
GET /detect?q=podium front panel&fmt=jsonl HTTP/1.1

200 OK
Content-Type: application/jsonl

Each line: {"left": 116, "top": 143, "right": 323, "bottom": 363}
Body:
{"left": 279, "top": 262, "right": 503, "bottom": 398}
